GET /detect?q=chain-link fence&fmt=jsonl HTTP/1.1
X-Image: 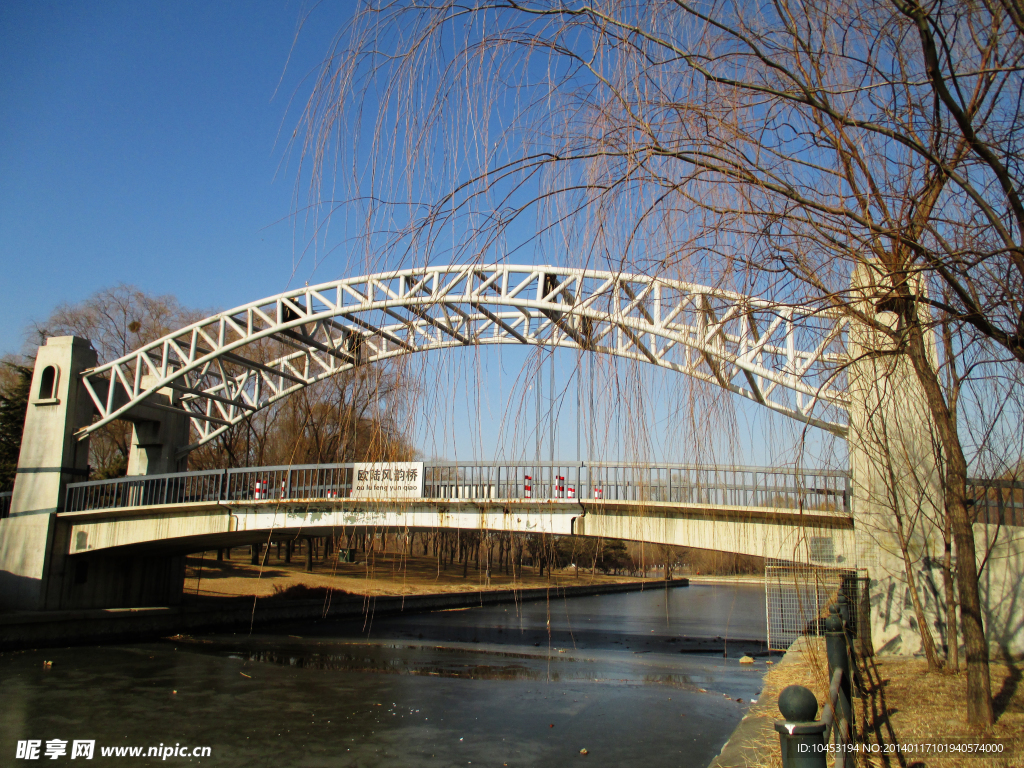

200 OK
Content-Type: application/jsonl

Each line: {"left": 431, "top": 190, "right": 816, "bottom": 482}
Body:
{"left": 765, "top": 558, "right": 864, "bottom": 651}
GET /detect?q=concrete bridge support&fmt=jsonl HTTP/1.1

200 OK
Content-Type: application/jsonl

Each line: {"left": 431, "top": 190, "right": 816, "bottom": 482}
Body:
{"left": 125, "top": 376, "right": 189, "bottom": 476}
{"left": 0, "top": 337, "right": 187, "bottom": 611}
{"left": 0, "top": 337, "right": 96, "bottom": 609}
{"left": 848, "top": 267, "right": 957, "bottom": 657}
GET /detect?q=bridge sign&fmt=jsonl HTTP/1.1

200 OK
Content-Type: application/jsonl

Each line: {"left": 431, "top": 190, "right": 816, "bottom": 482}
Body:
{"left": 351, "top": 462, "right": 424, "bottom": 499}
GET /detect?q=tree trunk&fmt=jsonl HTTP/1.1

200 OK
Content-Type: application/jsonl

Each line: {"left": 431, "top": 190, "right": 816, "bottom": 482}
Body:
{"left": 943, "top": 515, "right": 960, "bottom": 672}
{"left": 304, "top": 537, "right": 313, "bottom": 573}
{"left": 905, "top": 321, "right": 993, "bottom": 723}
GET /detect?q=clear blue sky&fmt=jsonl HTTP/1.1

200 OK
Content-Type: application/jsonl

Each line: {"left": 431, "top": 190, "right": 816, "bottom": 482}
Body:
{"left": 0, "top": 1, "right": 841, "bottom": 467}
{"left": 0, "top": 1, "right": 349, "bottom": 353}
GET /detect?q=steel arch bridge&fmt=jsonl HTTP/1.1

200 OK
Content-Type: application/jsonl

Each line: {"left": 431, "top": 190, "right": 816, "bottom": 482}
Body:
{"left": 77, "top": 264, "right": 851, "bottom": 452}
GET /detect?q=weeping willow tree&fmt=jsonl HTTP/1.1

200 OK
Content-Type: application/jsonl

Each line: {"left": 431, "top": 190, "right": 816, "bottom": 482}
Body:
{"left": 293, "top": 0, "right": 1024, "bottom": 723}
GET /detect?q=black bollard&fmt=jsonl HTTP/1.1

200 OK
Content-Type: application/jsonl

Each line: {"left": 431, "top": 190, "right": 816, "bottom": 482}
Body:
{"left": 774, "top": 685, "right": 827, "bottom": 768}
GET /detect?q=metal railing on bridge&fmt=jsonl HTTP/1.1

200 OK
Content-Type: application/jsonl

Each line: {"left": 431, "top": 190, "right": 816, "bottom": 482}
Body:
{"left": 54, "top": 465, "right": 1024, "bottom": 522}
{"left": 57, "top": 465, "right": 1024, "bottom": 528}
{"left": 63, "top": 461, "right": 852, "bottom": 514}
{"left": 970, "top": 478, "right": 1024, "bottom": 527}
{"left": 63, "top": 470, "right": 224, "bottom": 513}
{"left": 422, "top": 462, "right": 851, "bottom": 511}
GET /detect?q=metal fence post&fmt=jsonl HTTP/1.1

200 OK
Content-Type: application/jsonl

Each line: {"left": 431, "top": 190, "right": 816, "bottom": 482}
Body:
{"left": 836, "top": 592, "right": 851, "bottom": 627}
{"left": 775, "top": 685, "right": 828, "bottom": 768}
{"left": 826, "top": 606, "right": 855, "bottom": 767}
{"left": 826, "top": 607, "right": 851, "bottom": 708}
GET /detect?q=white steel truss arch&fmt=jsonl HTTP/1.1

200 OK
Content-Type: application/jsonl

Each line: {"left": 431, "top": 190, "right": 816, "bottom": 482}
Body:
{"left": 76, "top": 264, "right": 851, "bottom": 452}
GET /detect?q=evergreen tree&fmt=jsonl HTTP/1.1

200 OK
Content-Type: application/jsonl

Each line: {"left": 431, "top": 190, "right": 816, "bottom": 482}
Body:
{"left": 599, "top": 540, "right": 629, "bottom": 575}
{"left": 0, "top": 362, "right": 31, "bottom": 492}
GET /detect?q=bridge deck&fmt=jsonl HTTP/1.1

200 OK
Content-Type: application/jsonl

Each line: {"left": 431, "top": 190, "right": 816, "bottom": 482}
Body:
{"left": 53, "top": 462, "right": 1018, "bottom": 566}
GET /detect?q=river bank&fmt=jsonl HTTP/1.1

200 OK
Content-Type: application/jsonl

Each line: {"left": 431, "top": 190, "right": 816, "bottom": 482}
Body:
{"left": 0, "top": 577, "right": 691, "bottom": 652}
{"left": 181, "top": 550, "right": 676, "bottom": 598}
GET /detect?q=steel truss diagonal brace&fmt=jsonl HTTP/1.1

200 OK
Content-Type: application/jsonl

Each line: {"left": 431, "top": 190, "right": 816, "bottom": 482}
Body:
{"left": 76, "top": 264, "right": 852, "bottom": 452}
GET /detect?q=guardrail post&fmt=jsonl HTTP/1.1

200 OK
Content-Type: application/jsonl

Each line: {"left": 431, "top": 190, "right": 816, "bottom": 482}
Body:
{"left": 826, "top": 606, "right": 851, "bottom": 709}
{"left": 836, "top": 593, "right": 851, "bottom": 627}
{"left": 826, "top": 605, "right": 855, "bottom": 766}
{"left": 775, "top": 685, "right": 828, "bottom": 768}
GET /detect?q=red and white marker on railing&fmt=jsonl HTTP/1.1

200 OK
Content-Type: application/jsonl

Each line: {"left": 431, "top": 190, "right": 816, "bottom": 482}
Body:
{"left": 593, "top": 487, "right": 603, "bottom": 499}
{"left": 254, "top": 480, "right": 264, "bottom": 500}
{"left": 556, "top": 476, "right": 564, "bottom": 497}
{"left": 524, "top": 475, "right": 532, "bottom": 498}
{"left": 567, "top": 486, "right": 576, "bottom": 499}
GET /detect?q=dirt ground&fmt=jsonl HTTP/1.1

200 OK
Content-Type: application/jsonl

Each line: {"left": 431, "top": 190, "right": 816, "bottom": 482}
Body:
{"left": 181, "top": 548, "right": 652, "bottom": 599}
{"left": 741, "top": 638, "right": 1024, "bottom": 768}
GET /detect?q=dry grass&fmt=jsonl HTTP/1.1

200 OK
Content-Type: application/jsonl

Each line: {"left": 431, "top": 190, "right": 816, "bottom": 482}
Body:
{"left": 734, "top": 637, "right": 1024, "bottom": 768}
{"left": 733, "top": 637, "right": 831, "bottom": 768}
{"left": 860, "top": 656, "right": 1024, "bottom": 768}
